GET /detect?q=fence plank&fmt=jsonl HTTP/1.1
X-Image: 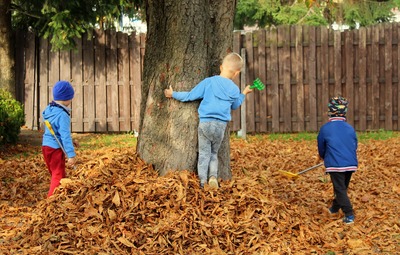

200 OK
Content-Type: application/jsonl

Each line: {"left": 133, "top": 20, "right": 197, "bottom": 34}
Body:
{"left": 308, "top": 26, "right": 317, "bottom": 132}
{"left": 49, "top": 46, "right": 60, "bottom": 97}
{"left": 257, "top": 29, "right": 267, "bottom": 132}
{"left": 394, "top": 24, "right": 399, "bottom": 131}
{"left": 295, "top": 26, "right": 304, "bottom": 132}
{"left": 118, "top": 32, "right": 131, "bottom": 132}
{"left": 60, "top": 51, "right": 70, "bottom": 81}
{"left": 253, "top": 33, "right": 260, "bottom": 132}
{"left": 320, "top": 27, "right": 329, "bottom": 125}
{"left": 95, "top": 29, "right": 107, "bottom": 131}
{"left": 371, "top": 26, "right": 380, "bottom": 129}
{"left": 333, "top": 30, "right": 342, "bottom": 95}
{"left": 279, "top": 26, "right": 291, "bottom": 132}
{"left": 384, "top": 23, "right": 393, "bottom": 130}
{"left": 71, "top": 37, "right": 83, "bottom": 132}
{"left": 23, "top": 32, "right": 37, "bottom": 129}
{"left": 269, "top": 28, "right": 279, "bottom": 133}
{"left": 39, "top": 38, "right": 49, "bottom": 126}
{"left": 398, "top": 25, "right": 400, "bottom": 130}
{"left": 106, "top": 30, "right": 119, "bottom": 131}
{"left": 358, "top": 27, "right": 367, "bottom": 131}
{"left": 60, "top": 47, "right": 72, "bottom": 127}
{"left": 83, "top": 32, "right": 95, "bottom": 132}
{"left": 232, "top": 31, "right": 242, "bottom": 131}
{"left": 345, "top": 30, "right": 354, "bottom": 126}
{"left": 130, "top": 33, "right": 143, "bottom": 133}
{"left": 245, "top": 32, "right": 255, "bottom": 132}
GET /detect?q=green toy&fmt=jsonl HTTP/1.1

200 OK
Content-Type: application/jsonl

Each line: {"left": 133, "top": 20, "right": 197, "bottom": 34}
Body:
{"left": 250, "top": 78, "right": 265, "bottom": 90}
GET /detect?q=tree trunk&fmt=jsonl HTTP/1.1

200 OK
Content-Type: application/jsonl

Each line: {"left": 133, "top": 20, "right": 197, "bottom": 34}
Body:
{"left": 0, "top": 0, "right": 15, "bottom": 97}
{"left": 137, "top": 0, "right": 237, "bottom": 179}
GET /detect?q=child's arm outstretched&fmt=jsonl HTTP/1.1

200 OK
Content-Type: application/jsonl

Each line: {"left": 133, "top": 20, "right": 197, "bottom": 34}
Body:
{"left": 164, "top": 81, "right": 205, "bottom": 102}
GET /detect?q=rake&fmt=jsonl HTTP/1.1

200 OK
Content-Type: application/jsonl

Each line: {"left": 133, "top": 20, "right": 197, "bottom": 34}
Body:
{"left": 279, "top": 162, "right": 324, "bottom": 178}
{"left": 250, "top": 78, "right": 265, "bottom": 90}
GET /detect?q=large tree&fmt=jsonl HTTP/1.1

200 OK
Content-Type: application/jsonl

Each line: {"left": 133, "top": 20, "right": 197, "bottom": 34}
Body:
{"left": 4, "top": 0, "right": 238, "bottom": 178}
{"left": 137, "top": 0, "right": 237, "bottom": 178}
{"left": 0, "top": 0, "right": 15, "bottom": 96}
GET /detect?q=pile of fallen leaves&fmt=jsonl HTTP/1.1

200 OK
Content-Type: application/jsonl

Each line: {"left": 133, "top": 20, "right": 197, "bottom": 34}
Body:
{"left": 0, "top": 134, "right": 399, "bottom": 254}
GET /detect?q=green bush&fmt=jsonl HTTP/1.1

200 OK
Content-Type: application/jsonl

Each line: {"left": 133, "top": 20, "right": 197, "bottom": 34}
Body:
{"left": 0, "top": 89, "right": 25, "bottom": 144}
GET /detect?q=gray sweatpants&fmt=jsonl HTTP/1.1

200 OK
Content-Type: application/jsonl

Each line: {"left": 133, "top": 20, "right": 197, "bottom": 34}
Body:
{"left": 197, "top": 121, "right": 227, "bottom": 185}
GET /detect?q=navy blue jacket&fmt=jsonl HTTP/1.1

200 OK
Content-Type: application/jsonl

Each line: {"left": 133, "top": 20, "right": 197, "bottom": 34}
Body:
{"left": 317, "top": 117, "right": 358, "bottom": 172}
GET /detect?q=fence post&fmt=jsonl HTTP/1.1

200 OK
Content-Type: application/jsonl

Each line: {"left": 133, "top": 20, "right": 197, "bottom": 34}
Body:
{"left": 239, "top": 48, "right": 247, "bottom": 139}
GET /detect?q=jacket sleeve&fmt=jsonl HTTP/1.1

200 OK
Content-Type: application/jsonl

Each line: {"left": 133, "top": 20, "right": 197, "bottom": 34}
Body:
{"left": 58, "top": 114, "right": 76, "bottom": 158}
{"left": 172, "top": 80, "right": 206, "bottom": 102}
{"left": 231, "top": 93, "right": 245, "bottom": 110}
{"left": 317, "top": 130, "right": 326, "bottom": 159}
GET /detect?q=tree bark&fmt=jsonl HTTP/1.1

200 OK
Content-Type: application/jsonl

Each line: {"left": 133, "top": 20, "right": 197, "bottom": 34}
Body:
{"left": 137, "top": 0, "right": 237, "bottom": 179}
{"left": 0, "top": 0, "right": 15, "bottom": 97}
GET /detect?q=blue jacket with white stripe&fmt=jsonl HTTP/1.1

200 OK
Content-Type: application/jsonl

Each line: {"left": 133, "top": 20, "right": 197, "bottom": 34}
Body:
{"left": 317, "top": 117, "right": 358, "bottom": 172}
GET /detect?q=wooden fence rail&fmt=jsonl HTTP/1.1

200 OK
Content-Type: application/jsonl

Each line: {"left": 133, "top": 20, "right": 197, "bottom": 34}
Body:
{"left": 16, "top": 23, "right": 400, "bottom": 133}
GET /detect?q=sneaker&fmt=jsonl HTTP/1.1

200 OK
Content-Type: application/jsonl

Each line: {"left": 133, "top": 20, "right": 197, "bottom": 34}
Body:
{"left": 329, "top": 207, "right": 339, "bottom": 214}
{"left": 208, "top": 176, "right": 219, "bottom": 189}
{"left": 343, "top": 215, "right": 355, "bottom": 224}
{"left": 200, "top": 179, "right": 206, "bottom": 188}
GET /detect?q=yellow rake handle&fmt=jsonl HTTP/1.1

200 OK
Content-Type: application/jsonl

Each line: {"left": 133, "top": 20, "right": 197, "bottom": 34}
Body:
{"left": 279, "top": 162, "right": 324, "bottom": 178}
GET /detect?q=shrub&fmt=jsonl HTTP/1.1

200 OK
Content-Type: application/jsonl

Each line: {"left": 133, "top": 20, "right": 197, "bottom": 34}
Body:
{"left": 0, "top": 89, "right": 25, "bottom": 144}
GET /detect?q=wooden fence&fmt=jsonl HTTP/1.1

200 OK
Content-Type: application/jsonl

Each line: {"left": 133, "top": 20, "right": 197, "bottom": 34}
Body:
{"left": 16, "top": 23, "right": 400, "bottom": 133}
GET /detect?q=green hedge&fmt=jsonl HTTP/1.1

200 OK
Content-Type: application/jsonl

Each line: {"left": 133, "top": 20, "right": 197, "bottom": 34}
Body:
{"left": 0, "top": 90, "right": 25, "bottom": 144}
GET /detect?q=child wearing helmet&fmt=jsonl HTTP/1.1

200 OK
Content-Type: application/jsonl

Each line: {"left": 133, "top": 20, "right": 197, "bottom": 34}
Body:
{"left": 317, "top": 96, "right": 358, "bottom": 224}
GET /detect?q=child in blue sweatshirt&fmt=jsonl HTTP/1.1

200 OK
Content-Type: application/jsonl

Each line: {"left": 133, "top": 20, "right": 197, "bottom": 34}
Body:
{"left": 164, "top": 52, "right": 253, "bottom": 188}
{"left": 42, "top": 80, "right": 77, "bottom": 197}
{"left": 317, "top": 96, "right": 358, "bottom": 224}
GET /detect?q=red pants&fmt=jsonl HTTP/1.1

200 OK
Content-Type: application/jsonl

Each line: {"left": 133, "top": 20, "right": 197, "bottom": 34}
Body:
{"left": 42, "top": 146, "right": 66, "bottom": 197}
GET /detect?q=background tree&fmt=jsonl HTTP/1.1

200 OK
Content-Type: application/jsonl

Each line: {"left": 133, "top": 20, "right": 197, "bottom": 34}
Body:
{"left": 234, "top": 0, "right": 399, "bottom": 29}
{"left": 11, "top": 0, "right": 141, "bottom": 50}
{"left": 0, "top": 0, "right": 141, "bottom": 97}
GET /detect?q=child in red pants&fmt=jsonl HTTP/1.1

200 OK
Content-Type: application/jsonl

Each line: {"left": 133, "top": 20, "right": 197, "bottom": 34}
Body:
{"left": 42, "top": 80, "right": 77, "bottom": 197}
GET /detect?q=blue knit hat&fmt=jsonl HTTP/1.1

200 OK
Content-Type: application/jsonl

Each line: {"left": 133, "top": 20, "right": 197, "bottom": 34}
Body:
{"left": 328, "top": 96, "right": 348, "bottom": 117}
{"left": 53, "top": 81, "right": 74, "bottom": 101}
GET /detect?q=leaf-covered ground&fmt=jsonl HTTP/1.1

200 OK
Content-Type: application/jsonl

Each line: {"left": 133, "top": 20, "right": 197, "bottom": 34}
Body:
{"left": 0, "top": 131, "right": 399, "bottom": 255}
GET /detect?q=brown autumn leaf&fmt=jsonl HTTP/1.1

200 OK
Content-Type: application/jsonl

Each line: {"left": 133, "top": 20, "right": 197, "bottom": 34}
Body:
{"left": 0, "top": 136, "right": 399, "bottom": 254}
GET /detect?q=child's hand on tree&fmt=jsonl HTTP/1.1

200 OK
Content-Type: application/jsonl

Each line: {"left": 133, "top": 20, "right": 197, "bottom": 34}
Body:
{"left": 164, "top": 86, "right": 174, "bottom": 98}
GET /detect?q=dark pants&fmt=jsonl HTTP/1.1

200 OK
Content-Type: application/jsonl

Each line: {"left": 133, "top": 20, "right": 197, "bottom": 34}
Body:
{"left": 329, "top": 172, "right": 354, "bottom": 217}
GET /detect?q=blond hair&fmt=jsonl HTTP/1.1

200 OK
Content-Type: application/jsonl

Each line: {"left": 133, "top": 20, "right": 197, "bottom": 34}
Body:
{"left": 222, "top": 53, "right": 243, "bottom": 73}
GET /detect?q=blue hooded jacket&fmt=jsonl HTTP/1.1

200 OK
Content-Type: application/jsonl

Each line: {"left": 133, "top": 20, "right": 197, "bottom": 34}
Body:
{"left": 42, "top": 102, "right": 76, "bottom": 158}
{"left": 317, "top": 117, "right": 358, "bottom": 172}
{"left": 172, "top": 75, "right": 245, "bottom": 123}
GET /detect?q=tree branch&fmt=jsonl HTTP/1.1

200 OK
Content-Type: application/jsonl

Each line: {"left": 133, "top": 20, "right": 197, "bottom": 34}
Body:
{"left": 297, "top": 7, "right": 316, "bottom": 24}
{"left": 10, "top": 3, "right": 42, "bottom": 19}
